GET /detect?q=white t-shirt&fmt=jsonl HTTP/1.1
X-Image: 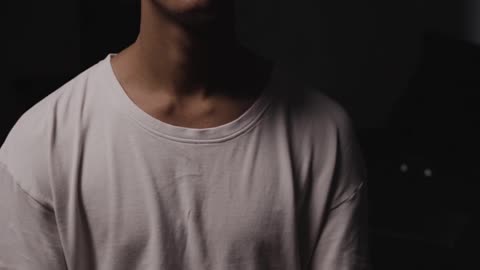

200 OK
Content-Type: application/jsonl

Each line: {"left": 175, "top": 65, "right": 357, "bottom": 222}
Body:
{"left": 0, "top": 53, "right": 368, "bottom": 270}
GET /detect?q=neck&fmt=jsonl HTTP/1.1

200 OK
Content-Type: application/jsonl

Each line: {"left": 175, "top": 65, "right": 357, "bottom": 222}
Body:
{"left": 128, "top": 0, "right": 238, "bottom": 98}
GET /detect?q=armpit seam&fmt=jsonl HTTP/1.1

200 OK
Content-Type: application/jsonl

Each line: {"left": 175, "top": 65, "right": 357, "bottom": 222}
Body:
{"left": 0, "top": 161, "right": 54, "bottom": 214}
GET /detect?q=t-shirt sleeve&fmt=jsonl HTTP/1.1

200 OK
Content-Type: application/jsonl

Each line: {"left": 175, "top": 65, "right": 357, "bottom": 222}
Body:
{"left": 0, "top": 162, "right": 67, "bottom": 270}
{"left": 308, "top": 104, "right": 370, "bottom": 270}
{"left": 309, "top": 181, "right": 369, "bottom": 270}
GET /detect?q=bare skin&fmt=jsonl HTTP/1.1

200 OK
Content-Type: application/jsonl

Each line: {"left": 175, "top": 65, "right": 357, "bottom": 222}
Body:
{"left": 111, "top": 0, "right": 273, "bottom": 128}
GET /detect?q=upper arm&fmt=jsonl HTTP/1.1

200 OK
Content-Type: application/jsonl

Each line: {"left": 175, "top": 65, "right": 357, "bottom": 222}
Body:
{"left": 305, "top": 92, "right": 370, "bottom": 269}
{"left": 309, "top": 184, "right": 369, "bottom": 270}
{"left": 0, "top": 163, "right": 67, "bottom": 270}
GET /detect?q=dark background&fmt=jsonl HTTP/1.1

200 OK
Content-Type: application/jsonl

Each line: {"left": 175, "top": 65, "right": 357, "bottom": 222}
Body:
{"left": 3, "top": 0, "right": 480, "bottom": 269}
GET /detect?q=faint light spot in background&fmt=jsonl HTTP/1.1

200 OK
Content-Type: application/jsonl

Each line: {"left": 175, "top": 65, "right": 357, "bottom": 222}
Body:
{"left": 424, "top": 168, "right": 433, "bottom": 177}
{"left": 400, "top": 163, "right": 408, "bottom": 173}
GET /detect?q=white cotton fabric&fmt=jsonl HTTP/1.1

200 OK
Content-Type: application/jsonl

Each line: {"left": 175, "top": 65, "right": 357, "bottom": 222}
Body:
{"left": 0, "top": 53, "right": 369, "bottom": 270}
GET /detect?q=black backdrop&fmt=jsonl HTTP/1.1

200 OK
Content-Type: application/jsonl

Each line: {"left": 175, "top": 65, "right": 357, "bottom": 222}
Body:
{"left": 4, "top": 1, "right": 480, "bottom": 269}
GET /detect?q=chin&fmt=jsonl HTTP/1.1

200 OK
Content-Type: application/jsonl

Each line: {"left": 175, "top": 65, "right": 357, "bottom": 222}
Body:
{"left": 154, "top": 0, "right": 212, "bottom": 13}
{"left": 152, "top": 0, "right": 223, "bottom": 27}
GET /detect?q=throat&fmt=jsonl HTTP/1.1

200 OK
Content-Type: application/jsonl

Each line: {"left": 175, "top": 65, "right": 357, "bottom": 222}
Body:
{"left": 111, "top": 43, "right": 274, "bottom": 129}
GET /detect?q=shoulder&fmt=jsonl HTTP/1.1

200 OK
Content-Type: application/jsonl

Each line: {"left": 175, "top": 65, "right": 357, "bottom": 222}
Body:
{"left": 0, "top": 63, "right": 96, "bottom": 160}
{"left": 272, "top": 72, "right": 355, "bottom": 136}
{"left": 0, "top": 63, "right": 99, "bottom": 207}
{"left": 304, "top": 87, "right": 353, "bottom": 126}
{"left": 297, "top": 88, "right": 366, "bottom": 208}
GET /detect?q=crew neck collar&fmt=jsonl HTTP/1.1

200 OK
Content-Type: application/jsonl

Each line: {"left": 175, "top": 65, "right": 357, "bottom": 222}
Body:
{"left": 101, "top": 53, "right": 277, "bottom": 144}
